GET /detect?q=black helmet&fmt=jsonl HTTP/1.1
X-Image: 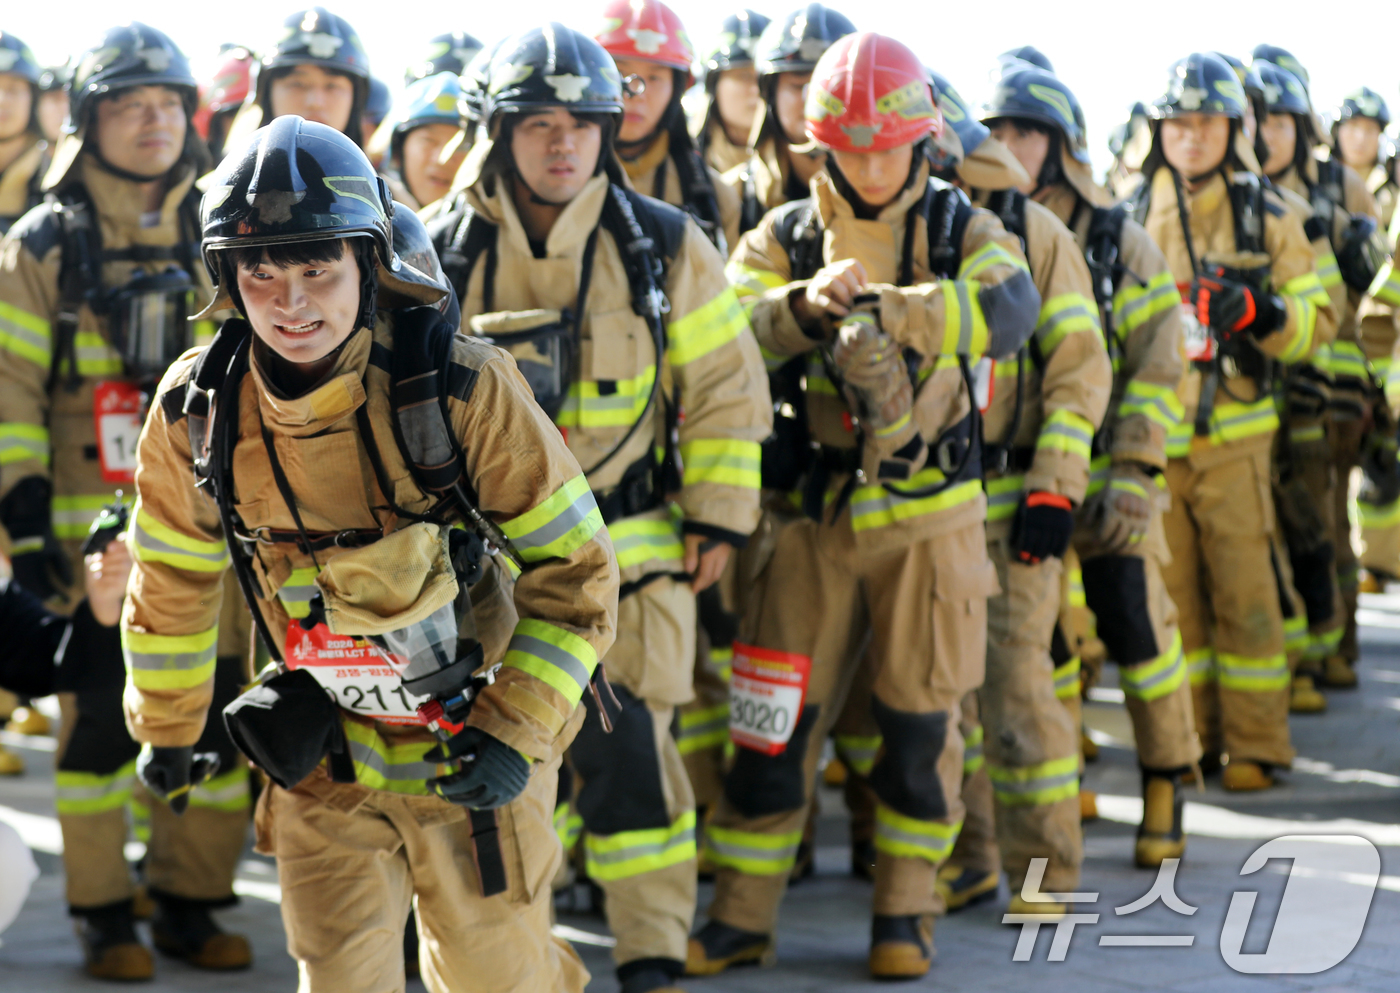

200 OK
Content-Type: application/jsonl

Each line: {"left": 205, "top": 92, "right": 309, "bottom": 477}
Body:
{"left": 364, "top": 76, "right": 391, "bottom": 128}
{"left": 482, "top": 24, "right": 624, "bottom": 129}
{"left": 705, "top": 11, "right": 772, "bottom": 76}
{"left": 755, "top": 5, "right": 856, "bottom": 78}
{"left": 1250, "top": 44, "right": 1308, "bottom": 91}
{"left": 1255, "top": 61, "right": 1311, "bottom": 119}
{"left": 69, "top": 23, "right": 199, "bottom": 134}
{"left": 405, "top": 32, "right": 483, "bottom": 85}
{"left": 0, "top": 32, "right": 41, "bottom": 86}
{"left": 254, "top": 8, "right": 371, "bottom": 143}
{"left": 38, "top": 62, "right": 73, "bottom": 93}
{"left": 1149, "top": 53, "right": 1246, "bottom": 121}
{"left": 996, "top": 45, "right": 1054, "bottom": 76}
{"left": 982, "top": 66, "right": 1088, "bottom": 164}
{"left": 458, "top": 40, "right": 503, "bottom": 127}
{"left": 200, "top": 116, "right": 445, "bottom": 322}
{"left": 390, "top": 203, "right": 457, "bottom": 325}
{"left": 1336, "top": 87, "right": 1391, "bottom": 130}
{"left": 928, "top": 70, "right": 988, "bottom": 159}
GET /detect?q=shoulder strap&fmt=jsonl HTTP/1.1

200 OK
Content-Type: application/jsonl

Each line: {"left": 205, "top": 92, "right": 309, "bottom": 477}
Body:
{"left": 770, "top": 197, "right": 823, "bottom": 281}
{"left": 437, "top": 201, "right": 499, "bottom": 312}
{"left": 1085, "top": 204, "right": 1129, "bottom": 304}
{"left": 739, "top": 167, "right": 762, "bottom": 237}
{"left": 1228, "top": 172, "right": 1267, "bottom": 255}
{"left": 982, "top": 188, "right": 1028, "bottom": 255}
{"left": 925, "top": 182, "right": 973, "bottom": 281}
{"left": 47, "top": 191, "right": 102, "bottom": 394}
{"left": 1124, "top": 180, "right": 1151, "bottom": 227}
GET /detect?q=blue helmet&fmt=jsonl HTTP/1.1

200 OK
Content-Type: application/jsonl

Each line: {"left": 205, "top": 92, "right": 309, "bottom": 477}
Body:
{"left": 386, "top": 72, "right": 462, "bottom": 160}
{"left": 928, "top": 70, "right": 989, "bottom": 158}
{"left": 981, "top": 65, "right": 1089, "bottom": 164}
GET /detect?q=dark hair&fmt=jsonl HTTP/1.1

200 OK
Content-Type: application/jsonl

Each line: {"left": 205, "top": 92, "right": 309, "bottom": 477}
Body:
{"left": 228, "top": 237, "right": 347, "bottom": 272}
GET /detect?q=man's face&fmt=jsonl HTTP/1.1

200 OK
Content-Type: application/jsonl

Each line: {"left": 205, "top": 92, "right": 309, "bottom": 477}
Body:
{"left": 269, "top": 64, "right": 355, "bottom": 132}
{"left": 1160, "top": 113, "right": 1231, "bottom": 179}
{"left": 37, "top": 88, "right": 67, "bottom": 143}
{"left": 988, "top": 120, "right": 1049, "bottom": 195}
{"left": 93, "top": 85, "right": 187, "bottom": 180}
{"left": 509, "top": 108, "right": 602, "bottom": 205}
{"left": 401, "top": 122, "right": 466, "bottom": 209}
{"left": 773, "top": 71, "right": 810, "bottom": 144}
{"left": 829, "top": 142, "right": 916, "bottom": 211}
{"left": 1260, "top": 112, "right": 1297, "bottom": 175}
{"left": 235, "top": 240, "right": 363, "bottom": 365}
{"left": 714, "top": 66, "right": 760, "bottom": 139}
{"left": 1338, "top": 116, "right": 1382, "bottom": 172}
{"left": 0, "top": 75, "right": 33, "bottom": 142}
{"left": 615, "top": 57, "right": 673, "bottom": 144}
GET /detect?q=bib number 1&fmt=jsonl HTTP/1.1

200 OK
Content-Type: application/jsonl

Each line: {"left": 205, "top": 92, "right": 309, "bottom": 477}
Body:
{"left": 728, "top": 643, "right": 812, "bottom": 755}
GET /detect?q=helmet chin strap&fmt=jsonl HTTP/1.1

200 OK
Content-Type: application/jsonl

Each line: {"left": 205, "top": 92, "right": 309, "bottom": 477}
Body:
{"left": 92, "top": 147, "right": 173, "bottom": 185}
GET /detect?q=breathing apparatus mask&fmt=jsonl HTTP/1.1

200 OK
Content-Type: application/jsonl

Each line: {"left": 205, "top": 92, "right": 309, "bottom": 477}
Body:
{"left": 470, "top": 309, "right": 575, "bottom": 420}
{"left": 105, "top": 266, "right": 198, "bottom": 383}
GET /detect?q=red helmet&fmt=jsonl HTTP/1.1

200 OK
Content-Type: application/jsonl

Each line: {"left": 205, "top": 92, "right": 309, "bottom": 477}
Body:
{"left": 193, "top": 47, "right": 255, "bottom": 138}
{"left": 805, "top": 32, "right": 942, "bottom": 153}
{"left": 596, "top": 0, "right": 695, "bottom": 81}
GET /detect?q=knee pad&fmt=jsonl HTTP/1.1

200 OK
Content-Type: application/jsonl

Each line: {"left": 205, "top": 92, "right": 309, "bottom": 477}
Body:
{"left": 571, "top": 684, "right": 670, "bottom": 834}
{"left": 868, "top": 697, "right": 949, "bottom": 821}
{"left": 1081, "top": 555, "right": 1159, "bottom": 666}
{"left": 723, "top": 704, "right": 819, "bottom": 818}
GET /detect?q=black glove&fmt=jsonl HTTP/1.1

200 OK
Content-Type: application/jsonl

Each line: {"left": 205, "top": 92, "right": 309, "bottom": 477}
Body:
{"left": 136, "top": 745, "right": 221, "bottom": 815}
{"left": 0, "top": 476, "right": 72, "bottom": 601}
{"left": 426, "top": 726, "right": 531, "bottom": 810}
{"left": 1011, "top": 491, "right": 1075, "bottom": 564}
{"left": 1191, "top": 274, "right": 1286, "bottom": 342}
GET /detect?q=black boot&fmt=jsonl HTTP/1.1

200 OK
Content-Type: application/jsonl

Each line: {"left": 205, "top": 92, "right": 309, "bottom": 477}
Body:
{"left": 684, "top": 920, "right": 773, "bottom": 976}
{"left": 619, "top": 956, "right": 686, "bottom": 992}
{"left": 73, "top": 899, "right": 154, "bottom": 981}
{"left": 151, "top": 893, "right": 251, "bottom": 971}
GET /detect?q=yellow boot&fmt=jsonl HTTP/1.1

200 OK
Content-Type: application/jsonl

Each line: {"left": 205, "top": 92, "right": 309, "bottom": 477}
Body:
{"left": 1081, "top": 730, "right": 1099, "bottom": 763}
{"left": 75, "top": 904, "right": 155, "bottom": 981}
{"left": 822, "top": 757, "right": 847, "bottom": 788}
{"left": 0, "top": 746, "right": 23, "bottom": 776}
{"left": 7, "top": 705, "right": 50, "bottom": 736}
{"left": 935, "top": 863, "right": 1000, "bottom": 912}
{"left": 1135, "top": 773, "right": 1185, "bottom": 868}
{"left": 1080, "top": 788, "right": 1099, "bottom": 822}
{"left": 868, "top": 914, "right": 933, "bottom": 980}
{"left": 1289, "top": 675, "right": 1327, "bottom": 713}
{"left": 1006, "top": 894, "right": 1067, "bottom": 918}
{"left": 1321, "top": 656, "right": 1358, "bottom": 689}
{"left": 1222, "top": 760, "right": 1274, "bottom": 792}
{"left": 685, "top": 921, "right": 774, "bottom": 976}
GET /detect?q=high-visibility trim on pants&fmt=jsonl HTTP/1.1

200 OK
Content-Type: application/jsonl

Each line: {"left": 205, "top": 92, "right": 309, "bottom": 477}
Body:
{"left": 1186, "top": 648, "right": 1216, "bottom": 686}
{"left": 54, "top": 759, "right": 136, "bottom": 815}
{"left": 873, "top": 805, "right": 962, "bottom": 864}
{"left": 705, "top": 824, "right": 803, "bottom": 875}
{"left": 1283, "top": 616, "right": 1308, "bottom": 659}
{"left": 1303, "top": 625, "right": 1343, "bottom": 663}
{"left": 1358, "top": 497, "right": 1400, "bottom": 530}
{"left": 555, "top": 802, "right": 583, "bottom": 852}
{"left": 676, "top": 704, "right": 730, "bottom": 756}
{"left": 341, "top": 720, "right": 444, "bottom": 795}
{"left": 834, "top": 733, "right": 882, "bottom": 777}
{"left": 187, "top": 766, "right": 251, "bottom": 812}
{"left": 1216, "top": 651, "right": 1290, "bottom": 692}
{"left": 1120, "top": 631, "right": 1186, "bottom": 702}
{"left": 584, "top": 810, "right": 697, "bottom": 881}
{"left": 963, "top": 723, "right": 984, "bottom": 776}
{"left": 131, "top": 797, "right": 151, "bottom": 843}
{"left": 987, "top": 755, "right": 1080, "bottom": 807}
{"left": 1053, "top": 656, "right": 1081, "bottom": 700}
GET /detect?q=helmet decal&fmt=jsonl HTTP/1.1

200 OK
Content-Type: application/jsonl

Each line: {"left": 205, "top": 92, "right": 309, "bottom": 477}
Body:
{"left": 807, "top": 86, "right": 845, "bottom": 122}
{"left": 839, "top": 122, "right": 881, "bottom": 147}
{"left": 627, "top": 29, "right": 670, "bottom": 55}
{"left": 1028, "top": 83, "right": 1072, "bottom": 127}
{"left": 546, "top": 74, "right": 592, "bottom": 102}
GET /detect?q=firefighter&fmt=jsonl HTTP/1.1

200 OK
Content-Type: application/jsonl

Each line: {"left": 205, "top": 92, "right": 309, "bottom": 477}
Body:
{"left": 691, "top": 33, "right": 1039, "bottom": 980}
{"left": 404, "top": 31, "right": 483, "bottom": 85}
{"left": 694, "top": 11, "right": 770, "bottom": 176}
{"left": 0, "top": 23, "right": 255, "bottom": 979}
{"left": 0, "top": 32, "right": 45, "bottom": 234}
{"left": 369, "top": 72, "right": 467, "bottom": 211}
{"left": 433, "top": 24, "right": 769, "bottom": 993}
{"left": 192, "top": 45, "right": 255, "bottom": 160}
{"left": 1125, "top": 52, "right": 1336, "bottom": 791}
{"left": 983, "top": 66, "right": 1201, "bottom": 870}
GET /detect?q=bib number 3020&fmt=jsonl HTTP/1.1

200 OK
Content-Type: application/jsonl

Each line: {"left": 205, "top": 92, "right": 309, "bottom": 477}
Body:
{"left": 728, "top": 643, "right": 812, "bottom": 756}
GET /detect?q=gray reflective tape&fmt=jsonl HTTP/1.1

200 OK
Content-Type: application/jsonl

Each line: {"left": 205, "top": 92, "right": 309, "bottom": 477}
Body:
{"left": 875, "top": 822, "right": 956, "bottom": 854}
{"left": 955, "top": 281, "right": 974, "bottom": 354}
{"left": 510, "top": 634, "right": 591, "bottom": 691}
{"left": 1036, "top": 304, "right": 1097, "bottom": 340}
{"left": 133, "top": 521, "right": 227, "bottom": 567}
{"left": 1116, "top": 281, "right": 1176, "bottom": 323}
{"left": 988, "top": 768, "right": 1079, "bottom": 797}
{"left": 127, "top": 642, "right": 217, "bottom": 672}
{"left": 585, "top": 825, "right": 696, "bottom": 866}
{"left": 509, "top": 491, "right": 597, "bottom": 553}
{"left": 708, "top": 836, "right": 800, "bottom": 866}
{"left": 347, "top": 739, "right": 440, "bottom": 781}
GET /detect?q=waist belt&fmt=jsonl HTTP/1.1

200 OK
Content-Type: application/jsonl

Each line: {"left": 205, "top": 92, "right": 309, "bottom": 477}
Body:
{"left": 237, "top": 527, "right": 384, "bottom": 554}
{"left": 983, "top": 444, "right": 1036, "bottom": 475}
{"left": 593, "top": 450, "right": 663, "bottom": 525}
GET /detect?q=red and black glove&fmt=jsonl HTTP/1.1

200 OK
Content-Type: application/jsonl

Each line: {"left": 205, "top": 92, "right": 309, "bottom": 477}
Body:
{"left": 1011, "top": 491, "right": 1075, "bottom": 564}
{"left": 1191, "top": 274, "right": 1286, "bottom": 342}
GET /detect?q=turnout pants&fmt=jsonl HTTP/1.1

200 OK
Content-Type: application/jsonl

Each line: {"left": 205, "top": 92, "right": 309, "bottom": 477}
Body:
{"left": 1162, "top": 449, "right": 1294, "bottom": 767}
{"left": 705, "top": 513, "right": 993, "bottom": 933}
{"left": 941, "top": 692, "right": 1000, "bottom": 886}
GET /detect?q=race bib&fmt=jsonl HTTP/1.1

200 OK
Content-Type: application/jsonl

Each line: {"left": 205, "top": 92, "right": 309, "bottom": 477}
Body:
{"left": 284, "top": 622, "right": 430, "bottom": 725}
{"left": 1178, "top": 284, "right": 1214, "bottom": 363}
{"left": 93, "top": 382, "right": 145, "bottom": 483}
{"left": 728, "top": 643, "right": 812, "bottom": 755}
{"left": 971, "top": 357, "right": 995, "bottom": 413}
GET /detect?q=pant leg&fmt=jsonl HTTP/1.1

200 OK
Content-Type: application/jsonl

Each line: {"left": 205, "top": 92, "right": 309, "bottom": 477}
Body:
{"left": 678, "top": 582, "right": 735, "bottom": 812}
{"left": 945, "top": 691, "right": 999, "bottom": 876}
{"left": 1275, "top": 423, "right": 1342, "bottom": 676}
{"left": 1358, "top": 494, "right": 1400, "bottom": 578}
{"left": 1162, "top": 458, "right": 1220, "bottom": 758}
{"left": 705, "top": 516, "right": 867, "bottom": 935}
{"left": 978, "top": 526, "right": 1081, "bottom": 894}
{"left": 1191, "top": 450, "right": 1294, "bottom": 767}
{"left": 866, "top": 519, "right": 995, "bottom": 914}
{"left": 831, "top": 653, "right": 880, "bottom": 846}
{"left": 1332, "top": 420, "right": 1364, "bottom": 663}
{"left": 572, "top": 575, "right": 697, "bottom": 969}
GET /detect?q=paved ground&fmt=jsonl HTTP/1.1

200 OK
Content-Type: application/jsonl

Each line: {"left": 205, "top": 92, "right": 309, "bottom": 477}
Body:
{"left": 7, "top": 595, "right": 1400, "bottom": 991}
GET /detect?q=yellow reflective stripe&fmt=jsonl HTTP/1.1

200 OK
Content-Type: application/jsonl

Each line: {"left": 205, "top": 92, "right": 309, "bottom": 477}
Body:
{"left": 958, "top": 240, "right": 1028, "bottom": 279}
{"left": 805, "top": 351, "right": 838, "bottom": 394}
{"left": 0, "top": 423, "right": 49, "bottom": 466}
{"left": 834, "top": 733, "right": 882, "bottom": 777}
{"left": 498, "top": 474, "right": 603, "bottom": 564}
{"left": 73, "top": 330, "right": 123, "bottom": 376}
{"left": 669, "top": 287, "right": 747, "bottom": 366}
{"left": 1036, "top": 292, "right": 1101, "bottom": 353}
{"left": 963, "top": 723, "right": 984, "bottom": 775}
{"left": 187, "top": 766, "right": 250, "bottom": 812}
{"left": 1216, "top": 650, "right": 1290, "bottom": 691}
{"left": 503, "top": 618, "right": 599, "bottom": 706}
{"left": 555, "top": 802, "right": 584, "bottom": 851}
{"left": 130, "top": 797, "right": 151, "bottom": 843}
{"left": 124, "top": 626, "right": 219, "bottom": 690}
{"left": 54, "top": 760, "right": 137, "bottom": 815}
{"left": 987, "top": 754, "right": 1080, "bottom": 806}
{"left": 1068, "top": 560, "right": 1087, "bottom": 607}
{"left": 850, "top": 476, "right": 983, "bottom": 532}
{"left": 706, "top": 825, "right": 804, "bottom": 874}
{"left": 608, "top": 513, "right": 685, "bottom": 571}
{"left": 1037, "top": 408, "right": 1094, "bottom": 461}
{"left": 1173, "top": 396, "right": 1280, "bottom": 453}
{"left": 873, "top": 804, "right": 961, "bottom": 863}
{"left": 1114, "top": 271, "right": 1179, "bottom": 336}
{"left": 680, "top": 437, "right": 761, "bottom": 490}
{"left": 985, "top": 474, "right": 1025, "bottom": 522}
{"left": 1053, "top": 656, "right": 1081, "bottom": 700}
{"left": 1118, "top": 379, "right": 1184, "bottom": 431}
{"left": 1278, "top": 272, "right": 1326, "bottom": 363}
{"left": 555, "top": 364, "right": 656, "bottom": 429}
{"left": 276, "top": 565, "right": 320, "bottom": 619}
{"left": 131, "top": 506, "right": 229, "bottom": 573}
{"left": 0, "top": 300, "right": 52, "bottom": 368}
{"left": 1289, "top": 422, "right": 1324, "bottom": 445}
{"left": 1283, "top": 616, "right": 1308, "bottom": 657}
{"left": 677, "top": 704, "right": 730, "bottom": 755}
{"left": 1303, "top": 625, "right": 1344, "bottom": 663}
{"left": 1374, "top": 261, "right": 1400, "bottom": 306}
{"left": 342, "top": 720, "right": 443, "bottom": 795}
{"left": 585, "top": 810, "right": 697, "bottom": 880}
{"left": 1325, "top": 340, "right": 1369, "bottom": 380}
{"left": 1359, "top": 497, "right": 1400, "bottom": 529}
{"left": 1120, "top": 632, "right": 1185, "bottom": 701}
{"left": 52, "top": 493, "right": 119, "bottom": 540}
{"left": 939, "top": 280, "right": 989, "bottom": 356}
{"left": 726, "top": 261, "right": 787, "bottom": 306}
{"left": 875, "top": 410, "right": 912, "bottom": 438}
{"left": 1314, "top": 252, "right": 1342, "bottom": 289}
{"left": 1186, "top": 647, "right": 1216, "bottom": 686}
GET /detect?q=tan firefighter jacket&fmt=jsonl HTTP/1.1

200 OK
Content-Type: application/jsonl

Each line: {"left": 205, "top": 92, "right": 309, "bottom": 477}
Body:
{"left": 700, "top": 114, "right": 750, "bottom": 176}
{"left": 620, "top": 130, "right": 741, "bottom": 256}
{"left": 0, "top": 136, "right": 46, "bottom": 234}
